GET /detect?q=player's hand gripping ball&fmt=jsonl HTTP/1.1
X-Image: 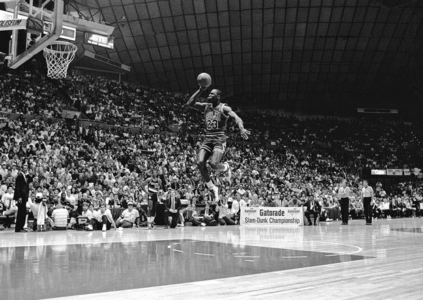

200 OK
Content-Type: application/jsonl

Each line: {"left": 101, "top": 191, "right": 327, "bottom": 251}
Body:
{"left": 197, "top": 73, "right": 212, "bottom": 89}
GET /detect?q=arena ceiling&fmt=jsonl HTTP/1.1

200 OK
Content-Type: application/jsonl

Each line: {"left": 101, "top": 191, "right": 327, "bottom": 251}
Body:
{"left": 67, "top": 0, "right": 423, "bottom": 114}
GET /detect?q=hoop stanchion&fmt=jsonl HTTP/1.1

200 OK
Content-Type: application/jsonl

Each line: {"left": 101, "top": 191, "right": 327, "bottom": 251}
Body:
{"left": 43, "top": 41, "right": 77, "bottom": 79}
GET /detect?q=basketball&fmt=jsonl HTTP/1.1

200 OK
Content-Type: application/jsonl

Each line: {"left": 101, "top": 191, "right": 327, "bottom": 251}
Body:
{"left": 197, "top": 73, "right": 212, "bottom": 88}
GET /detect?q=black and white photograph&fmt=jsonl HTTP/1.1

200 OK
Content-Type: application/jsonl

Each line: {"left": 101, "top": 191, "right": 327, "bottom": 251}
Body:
{"left": 0, "top": 0, "right": 422, "bottom": 299}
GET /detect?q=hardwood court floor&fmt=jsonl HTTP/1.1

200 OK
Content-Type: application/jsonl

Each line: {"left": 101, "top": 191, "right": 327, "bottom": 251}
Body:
{"left": 1, "top": 218, "right": 422, "bottom": 300}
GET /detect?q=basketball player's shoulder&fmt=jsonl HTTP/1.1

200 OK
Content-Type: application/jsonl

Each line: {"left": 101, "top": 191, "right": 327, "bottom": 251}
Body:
{"left": 221, "top": 103, "right": 232, "bottom": 110}
{"left": 220, "top": 103, "right": 232, "bottom": 115}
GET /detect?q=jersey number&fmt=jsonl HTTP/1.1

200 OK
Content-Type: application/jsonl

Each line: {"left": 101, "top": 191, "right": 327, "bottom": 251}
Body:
{"left": 206, "top": 119, "right": 218, "bottom": 130}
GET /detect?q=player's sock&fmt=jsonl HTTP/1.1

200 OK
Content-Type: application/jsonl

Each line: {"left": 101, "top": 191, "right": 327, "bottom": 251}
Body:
{"left": 211, "top": 185, "right": 219, "bottom": 202}
{"left": 206, "top": 181, "right": 214, "bottom": 189}
{"left": 224, "top": 162, "right": 232, "bottom": 183}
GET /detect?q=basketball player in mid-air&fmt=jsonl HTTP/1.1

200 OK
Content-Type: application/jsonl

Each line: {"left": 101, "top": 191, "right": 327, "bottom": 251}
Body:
{"left": 186, "top": 85, "right": 250, "bottom": 202}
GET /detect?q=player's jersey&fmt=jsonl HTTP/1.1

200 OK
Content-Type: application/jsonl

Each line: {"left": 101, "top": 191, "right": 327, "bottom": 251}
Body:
{"left": 148, "top": 177, "right": 161, "bottom": 194}
{"left": 204, "top": 103, "right": 229, "bottom": 139}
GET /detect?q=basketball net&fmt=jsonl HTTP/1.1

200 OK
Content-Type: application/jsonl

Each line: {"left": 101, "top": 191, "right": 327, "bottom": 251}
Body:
{"left": 43, "top": 41, "right": 77, "bottom": 79}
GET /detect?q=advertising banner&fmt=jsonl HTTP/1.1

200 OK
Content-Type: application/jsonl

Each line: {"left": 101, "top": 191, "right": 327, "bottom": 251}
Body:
{"left": 0, "top": 19, "right": 27, "bottom": 31}
{"left": 387, "top": 169, "right": 402, "bottom": 176}
{"left": 403, "top": 169, "right": 411, "bottom": 176}
{"left": 62, "top": 110, "right": 81, "bottom": 119}
{"left": 371, "top": 169, "right": 386, "bottom": 175}
{"left": 240, "top": 206, "right": 304, "bottom": 226}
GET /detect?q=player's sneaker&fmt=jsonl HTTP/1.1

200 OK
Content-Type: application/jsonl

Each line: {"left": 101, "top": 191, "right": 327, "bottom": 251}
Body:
{"left": 223, "top": 162, "right": 232, "bottom": 183}
{"left": 211, "top": 185, "right": 219, "bottom": 202}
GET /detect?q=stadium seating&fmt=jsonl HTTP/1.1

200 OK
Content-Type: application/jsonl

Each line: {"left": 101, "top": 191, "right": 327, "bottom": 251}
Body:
{"left": 0, "top": 66, "right": 422, "bottom": 231}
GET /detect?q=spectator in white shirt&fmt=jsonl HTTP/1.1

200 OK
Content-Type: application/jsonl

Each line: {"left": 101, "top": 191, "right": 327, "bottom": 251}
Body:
{"left": 250, "top": 194, "right": 261, "bottom": 207}
{"left": 89, "top": 202, "right": 116, "bottom": 231}
{"left": 184, "top": 186, "right": 194, "bottom": 201}
{"left": 227, "top": 194, "right": 240, "bottom": 223}
{"left": 1, "top": 186, "right": 16, "bottom": 211}
{"left": 0, "top": 163, "right": 7, "bottom": 178}
{"left": 76, "top": 202, "right": 93, "bottom": 230}
{"left": 216, "top": 198, "right": 236, "bottom": 226}
{"left": 230, "top": 194, "right": 240, "bottom": 215}
{"left": 10, "top": 165, "right": 18, "bottom": 179}
{"left": 27, "top": 195, "right": 40, "bottom": 231}
{"left": 239, "top": 194, "right": 250, "bottom": 207}
{"left": 116, "top": 202, "right": 138, "bottom": 228}
{"left": 51, "top": 202, "right": 69, "bottom": 230}
{"left": 1, "top": 186, "right": 17, "bottom": 228}
{"left": 65, "top": 188, "right": 76, "bottom": 207}
{"left": 81, "top": 202, "right": 93, "bottom": 220}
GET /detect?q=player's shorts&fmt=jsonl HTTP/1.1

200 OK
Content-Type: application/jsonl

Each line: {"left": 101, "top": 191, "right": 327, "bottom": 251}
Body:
{"left": 200, "top": 137, "right": 227, "bottom": 154}
{"left": 149, "top": 193, "right": 158, "bottom": 202}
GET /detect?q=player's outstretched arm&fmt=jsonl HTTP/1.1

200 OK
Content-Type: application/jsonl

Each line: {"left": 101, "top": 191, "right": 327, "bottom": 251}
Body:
{"left": 224, "top": 106, "right": 251, "bottom": 140}
{"left": 185, "top": 87, "right": 208, "bottom": 111}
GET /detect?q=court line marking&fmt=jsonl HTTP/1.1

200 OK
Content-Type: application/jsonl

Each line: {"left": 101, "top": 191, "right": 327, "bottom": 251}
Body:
{"left": 0, "top": 235, "right": 194, "bottom": 249}
{"left": 237, "top": 239, "right": 364, "bottom": 257}
{"left": 233, "top": 239, "right": 364, "bottom": 256}
{"left": 313, "top": 241, "right": 363, "bottom": 256}
{"left": 253, "top": 285, "right": 315, "bottom": 296}
{"left": 194, "top": 253, "right": 215, "bottom": 256}
{"left": 169, "top": 239, "right": 362, "bottom": 259}
{"left": 233, "top": 255, "right": 260, "bottom": 258}
{"left": 245, "top": 260, "right": 255, "bottom": 262}
{"left": 172, "top": 249, "right": 183, "bottom": 253}
{"left": 281, "top": 256, "right": 307, "bottom": 258}
{"left": 355, "top": 271, "right": 397, "bottom": 278}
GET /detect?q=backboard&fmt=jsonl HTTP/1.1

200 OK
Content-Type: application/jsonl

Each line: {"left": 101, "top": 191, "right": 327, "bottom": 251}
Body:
{"left": 0, "top": 0, "right": 64, "bottom": 69}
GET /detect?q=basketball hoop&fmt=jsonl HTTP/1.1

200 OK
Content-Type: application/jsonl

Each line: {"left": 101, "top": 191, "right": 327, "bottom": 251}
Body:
{"left": 43, "top": 41, "right": 77, "bottom": 79}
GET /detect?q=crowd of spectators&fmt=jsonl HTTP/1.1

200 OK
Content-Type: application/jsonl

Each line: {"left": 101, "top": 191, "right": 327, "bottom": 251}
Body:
{"left": 0, "top": 67, "right": 422, "bottom": 232}
{"left": 0, "top": 67, "right": 68, "bottom": 118}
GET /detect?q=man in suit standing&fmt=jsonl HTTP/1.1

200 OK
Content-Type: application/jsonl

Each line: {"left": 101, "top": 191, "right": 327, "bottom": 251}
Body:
{"left": 304, "top": 196, "right": 321, "bottom": 226}
{"left": 14, "top": 164, "right": 32, "bottom": 232}
{"left": 164, "top": 188, "right": 181, "bottom": 229}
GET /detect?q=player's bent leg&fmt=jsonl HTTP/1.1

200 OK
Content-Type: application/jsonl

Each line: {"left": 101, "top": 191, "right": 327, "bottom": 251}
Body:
{"left": 208, "top": 150, "right": 225, "bottom": 171}
{"left": 209, "top": 148, "right": 232, "bottom": 183}
{"left": 198, "top": 147, "right": 220, "bottom": 202}
{"left": 197, "top": 148, "right": 212, "bottom": 183}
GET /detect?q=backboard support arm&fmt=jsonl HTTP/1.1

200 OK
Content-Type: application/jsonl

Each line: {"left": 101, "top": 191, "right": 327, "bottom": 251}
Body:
{"left": 8, "top": 0, "right": 63, "bottom": 69}
{"left": 10, "top": 0, "right": 20, "bottom": 63}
